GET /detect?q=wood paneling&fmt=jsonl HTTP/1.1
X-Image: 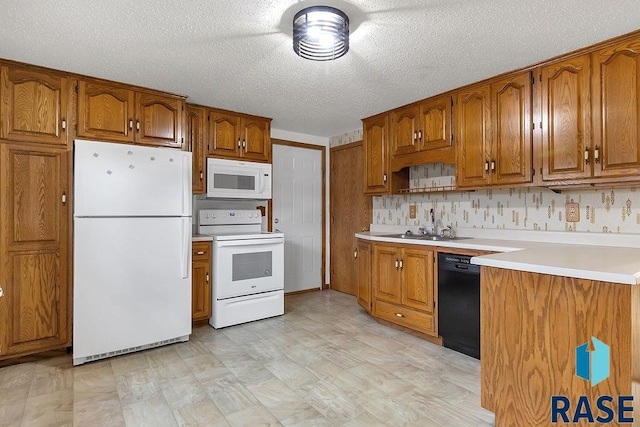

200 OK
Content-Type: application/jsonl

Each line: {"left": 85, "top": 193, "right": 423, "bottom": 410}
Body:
{"left": 330, "top": 142, "right": 371, "bottom": 296}
{"left": 135, "top": 93, "right": 183, "bottom": 148}
{"left": 0, "top": 66, "right": 71, "bottom": 146}
{"left": 490, "top": 72, "right": 533, "bottom": 185}
{"left": 208, "top": 112, "right": 240, "bottom": 158}
{"left": 456, "top": 84, "right": 491, "bottom": 188}
{"left": 356, "top": 240, "right": 372, "bottom": 312}
{"left": 186, "top": 106, "right": 206, "bottom": 193}
{"left": 541, "top": 55, "right": 592, "bottom": 181}
{"left": 593, "top": 35, "right": 640, "bottom": 178}
{"left": 77, "top": 80, "right": 135, "bottom": 142}
{"left": 0, "top": 144, "right": 70, "bottom": 358}
{"left": 363, "top": 114, "right": 389, "bottom": 194}
{"left": 481, "top": 266, "right": 638, "bottom": 426}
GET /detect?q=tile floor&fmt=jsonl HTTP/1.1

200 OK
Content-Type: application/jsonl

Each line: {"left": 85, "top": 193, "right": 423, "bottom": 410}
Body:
{"left": 0, "top": 290, "right": 494, "bottom": 426}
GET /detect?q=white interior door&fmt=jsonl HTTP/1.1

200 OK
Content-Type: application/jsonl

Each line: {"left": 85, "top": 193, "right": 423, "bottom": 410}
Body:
{"left": 272, "top": 144, "right": 322, "bottom": 293}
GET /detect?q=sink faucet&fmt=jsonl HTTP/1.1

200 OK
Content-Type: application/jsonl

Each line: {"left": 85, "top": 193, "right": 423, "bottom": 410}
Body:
{"left": 430, "top": 209, "right": 436, "bottom": 235}
{"left": 440, "top": 224, "right": 455, "bottom": 239}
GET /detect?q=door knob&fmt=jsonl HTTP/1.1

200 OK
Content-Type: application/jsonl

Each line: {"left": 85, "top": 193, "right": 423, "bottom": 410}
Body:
{"left": 274, "top": 219, "right": 279, "bottom": 224}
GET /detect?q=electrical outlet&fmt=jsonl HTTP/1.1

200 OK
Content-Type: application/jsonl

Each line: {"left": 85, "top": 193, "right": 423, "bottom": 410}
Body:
{"left": 409, "top": 204, "right": 417, "bottom": 219}
{"left": 566, "top": 202, "right": 580, "bottom": 222}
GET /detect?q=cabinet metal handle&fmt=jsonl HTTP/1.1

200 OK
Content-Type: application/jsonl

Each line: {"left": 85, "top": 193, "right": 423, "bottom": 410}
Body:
{"left": 394, "top": 312, "right": 405, "bottom": 318}
{"left": 199, "top": 171, "right": 203, "bottom": 180}
{"left": 395, "top": 259, "right": 399, "bottom": 269}
{"left": 354, "top": 249, "right": 358, "bottom": 259}
{"left": 413, "top": 131, "right": 417, "bottom": 144}
{"left": 196, "top": 251, "right": 205, "bottom": 255}
{"left": 418, "top": 130, "right": 422, "bottom": 141}
{"left": 383, "top": 173, "right": 388, "bottom": 183}
{"left": 238, "top": 138, "right": 241, "bottom": 148}
{"left": 484, "top": 161, "right": 489, "bottom": 171}
{"left": 491, "top": 160, "right": 496, "bottom": 172}
{"left": 61, "top": 118, "right": 66, "bottom": 131}
{"left": 62, "top": 192, "right": 67, "bottom": 205}
{"left": 242, "top": 140, "right": 246, "bottom": 149}
{"left": 206, "top": 273, "right": 209, "bottom": 283}
{"left": 129, "top": 119, "right": 133, "bottom": 130}
{"left": 584, "top": 147, "right": 590, "bottom": 164}
{"left": 0, "top": 285, "right": 4, "bottom": 298}
{"left": 136, "top": 121, "right": 140, "bottom": 132}
{"left": 594, "top": 146, "right": 599, "bottom": 163}
{"left": 399, "top": 259, "right": 404, "bottom": 269}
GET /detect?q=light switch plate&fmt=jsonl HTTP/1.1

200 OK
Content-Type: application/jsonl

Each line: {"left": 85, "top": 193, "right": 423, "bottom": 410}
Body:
{"left": 409, "top": 204, "right": 417, "bottom": 219}
{"left": 566, "top": 202, "right": 580, "bottom": 222}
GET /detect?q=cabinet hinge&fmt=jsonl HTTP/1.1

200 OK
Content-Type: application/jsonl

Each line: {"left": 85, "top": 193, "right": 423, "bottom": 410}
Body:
{"left": 532, "top": 123, "right": 535, "bottom": 130}
{"left": 451, "top": 134, "right": 454, "bottom": 142}
{"left": 451, "top": 98, "right": 454, "bottom": 107}
{"left": 532, "top": 168, "right": 535, "bottom": 176}
{"left": 540, "top": 167, "right": 543, "bottom": 175}
{"left": 74, "top": 123, "right": 78, "bottom": 133}
{"left": 207, "top": 145, "right": 210, "bottom": 151}
{"left": 539, "top": 74, "right": 542, "bottom": 82}
{"left": 182, "top": 105, "right": 184, "bottom": 111}
{"left": 74, "top": 83, "right": 79, "bottom": 93}
{"left": 181, "top": 137, "right": 184, "bottom": 144}
{"left": 530, "top": 75, "right": 534, "bottom": 85}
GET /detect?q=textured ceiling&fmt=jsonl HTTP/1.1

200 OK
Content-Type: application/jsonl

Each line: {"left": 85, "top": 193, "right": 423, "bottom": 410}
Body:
{"left": 1, "top": 1, "right": 640, "bottom": 138}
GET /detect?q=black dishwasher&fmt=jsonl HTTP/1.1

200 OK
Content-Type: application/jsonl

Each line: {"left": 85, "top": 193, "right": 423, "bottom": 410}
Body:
{"left": 438, "top": 253, "right": 481, "bottom": 359}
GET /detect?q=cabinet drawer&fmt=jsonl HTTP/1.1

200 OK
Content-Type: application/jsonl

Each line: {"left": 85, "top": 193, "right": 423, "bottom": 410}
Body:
{"left": 192, "top": 242, "right": 211, "bottom": 261}
{"left": 373, "top": 300, "right": 435, "bottom": 336}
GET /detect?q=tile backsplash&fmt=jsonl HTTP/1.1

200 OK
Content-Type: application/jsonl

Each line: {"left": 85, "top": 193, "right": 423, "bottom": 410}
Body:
{"left": 328, "top": 130, "right": 640, "bottom": 234}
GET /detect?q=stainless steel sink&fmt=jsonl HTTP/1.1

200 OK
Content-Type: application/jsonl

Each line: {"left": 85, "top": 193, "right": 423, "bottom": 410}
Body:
{"left": 381, "top": 233, "right": 472, "bottom": 241}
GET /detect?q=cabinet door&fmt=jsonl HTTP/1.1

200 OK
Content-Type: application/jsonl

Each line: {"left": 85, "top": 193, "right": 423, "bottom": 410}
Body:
{"left": 191, "top": 260, "right": 211, "bottom": 322}
{"left": 135, "top": 93, "right": 184, "bottom": 148}
{"left": 390, "top": 105, "right": 419, "bottom": 157}
{"left": 77, "top": 80, "right": 135, "bottom": 143}
{"left": 208, "top": 111, "right": 241, "bottom": 158}
{"left": 186, "top": 106, "right": 206, "bottom": 194}
{"left": 592, "top": 36, "right": 640, "bottom": 178}
{"left": 0, "top": 145, "right": 70, "bottom": 357}
{"left": 240, "top": 117, "right": 271, "bottom": 162}
{"left": 372, "top": 244, "right": 401, "bottom": 305}
{"left": 490, "top": 72, "right": 533, "bottom": 185}
{"left": 418, "top": 95, "right": 452, "bottom": 151}
{"left": 363, "top": 114, "right": 389, "bottom": 194}
{"left": 541, "top": 55, "right": 592, "bottom": 181}
{"left": 400, "top": 247, "right": 434, "bottom": 314}
{"left": 456, "top": 85, "right": 491, "bottom": 188}
{"left": 0, "top": 66, "right": 70, "bottom": 146}
{"left": 356, "top": 240, "right": 372, "bottom": 311}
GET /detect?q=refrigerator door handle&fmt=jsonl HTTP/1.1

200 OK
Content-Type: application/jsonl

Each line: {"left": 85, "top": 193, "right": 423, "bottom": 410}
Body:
{"left": 181, "top": 218, "right": 190, "bottom": 279}
{"left": 182, "top": 154, "right": 191, "bottom": 216}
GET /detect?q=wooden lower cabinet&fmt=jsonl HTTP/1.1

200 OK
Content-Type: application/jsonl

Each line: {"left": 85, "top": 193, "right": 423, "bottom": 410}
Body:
{"left": 371, "top": 243, "right": 436, "bottom": 336}
{"left": 356, "top": 240, "right": 372, "bottom": 311}
{"left": 0, "top": 144, "right": 71, "bottom": 359}
{"left": 191, "top": 241, "right": 212, "bottom": 322}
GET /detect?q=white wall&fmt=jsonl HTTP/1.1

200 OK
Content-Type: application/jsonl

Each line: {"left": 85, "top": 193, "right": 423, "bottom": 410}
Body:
{"left": 271, "top": 129, "right": 331, "bottom": 285}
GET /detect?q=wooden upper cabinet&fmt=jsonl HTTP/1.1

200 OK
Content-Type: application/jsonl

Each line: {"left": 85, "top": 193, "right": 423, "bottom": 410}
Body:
{"left": 363, "top": 114, "right": 390, "bottom": 194}
{"left": 78, "top": 80, "right": 135, "bottom": 143}
{"left": 208, "top": 111, "right": 241, "bottom": 158}
{"left": 592, "top": 36, "right": 640, "bottom": 178}
{"left": 456, "top": 84, "right": 491, "bottom": 188}
{"left": 390, "top": 104, "right": 420, "bottom": 157}
{"left": 0, "top": 66, "right": 71, "bottom": 146}
{"left": 135, "top": 93, "right": 183, "bottom": 148}
{"left": 541, "top": 55, "right": 592, "bottom": 181}
{"left": 240, "top": 117, "right": 271, "bottom": 162}
{"left": 490, "top": 72, "right": 533, "bottom": 185}
{"left": 418, "top": 95, "right": 452, "bottom": 152}
{"left": 186, "top": 106, "right": 206, "bottom": 193}
{"left": 400, "top": 247, "right": 434, "bottom": 314}
{"left": 0, "top": 144, "right": 70, "bottom": 357}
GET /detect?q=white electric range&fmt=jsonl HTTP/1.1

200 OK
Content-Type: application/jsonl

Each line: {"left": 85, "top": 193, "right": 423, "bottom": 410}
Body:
{"left": 198, "top": 209, "right": 284, "bottom": 328}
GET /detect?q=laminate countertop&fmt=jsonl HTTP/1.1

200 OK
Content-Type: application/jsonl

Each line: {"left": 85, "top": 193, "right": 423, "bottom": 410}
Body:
{"left": 356, "top": 231, "right": 640, "bottom": 285}
{"left": 192, "top": 234, "right": 214, "bottom": 242}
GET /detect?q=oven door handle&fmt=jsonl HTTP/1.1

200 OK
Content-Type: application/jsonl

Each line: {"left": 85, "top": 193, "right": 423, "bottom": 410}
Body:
{"left": 216, "top": 238, "right": 284, "bottom": 248}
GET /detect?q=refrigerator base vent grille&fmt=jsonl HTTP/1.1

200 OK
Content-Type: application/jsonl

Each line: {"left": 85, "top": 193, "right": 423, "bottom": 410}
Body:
{"left": 73, "top": 335, "right": 189, "bottom": 366}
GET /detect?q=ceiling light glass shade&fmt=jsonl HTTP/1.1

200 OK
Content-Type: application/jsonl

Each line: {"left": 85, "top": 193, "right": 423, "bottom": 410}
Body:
{"left": 293, "top": 6, "right": 349, "bottom": 61}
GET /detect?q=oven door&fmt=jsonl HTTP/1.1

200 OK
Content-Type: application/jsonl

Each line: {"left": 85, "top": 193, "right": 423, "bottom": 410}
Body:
{"left": 213, "top": 237, "right": 284, "bottom": 299}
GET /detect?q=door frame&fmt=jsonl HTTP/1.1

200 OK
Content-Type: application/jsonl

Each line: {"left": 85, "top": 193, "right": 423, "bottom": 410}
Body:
{"left": 270, "top": 139, "right": 327, "bottom": 290}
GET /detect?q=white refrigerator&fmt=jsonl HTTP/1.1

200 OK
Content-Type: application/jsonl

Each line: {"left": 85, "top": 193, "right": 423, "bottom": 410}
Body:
{"left": 73, "top": 139, "right": 192, "bottom": 366}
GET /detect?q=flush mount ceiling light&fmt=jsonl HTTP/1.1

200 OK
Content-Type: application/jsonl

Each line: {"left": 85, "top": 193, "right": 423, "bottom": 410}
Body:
{"left": 293, "top": 6, "right": 349, "bottom": 61}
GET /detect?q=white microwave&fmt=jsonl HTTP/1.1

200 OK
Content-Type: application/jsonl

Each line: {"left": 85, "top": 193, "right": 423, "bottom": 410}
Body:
{"left": 206, "top": 158, "right": 272, "bottom": 199}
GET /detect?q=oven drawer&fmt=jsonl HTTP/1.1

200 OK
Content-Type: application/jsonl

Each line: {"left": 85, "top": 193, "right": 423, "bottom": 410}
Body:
{"left": 192, "top": 242, "right": 211, "bottom": 261}
{"left": 373, "top": 300, "right": 435, "bottom": 336}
